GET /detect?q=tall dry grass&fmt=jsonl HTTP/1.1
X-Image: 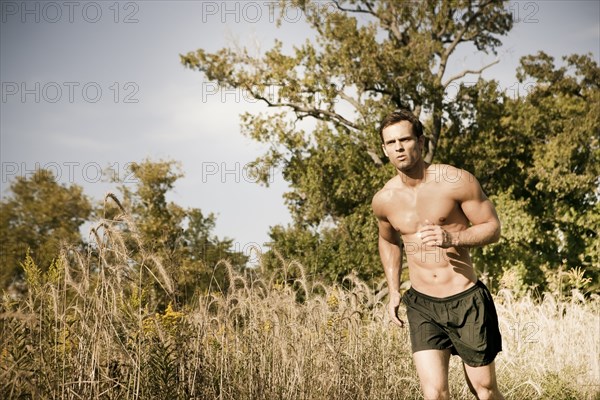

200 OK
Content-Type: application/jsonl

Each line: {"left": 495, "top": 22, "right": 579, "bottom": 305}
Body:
{"left": 1, "top": 196, "right": 598, "bottom": 399}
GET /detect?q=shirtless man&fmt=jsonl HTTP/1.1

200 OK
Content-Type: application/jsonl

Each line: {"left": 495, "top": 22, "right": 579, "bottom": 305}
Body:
{"left": 372, "top": 110, "right": 504, "bottom": 400}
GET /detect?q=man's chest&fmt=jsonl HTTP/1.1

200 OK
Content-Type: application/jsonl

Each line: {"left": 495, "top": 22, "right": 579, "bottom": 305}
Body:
{"left": 385, "top": 186, "right": 459, "bottom": 234}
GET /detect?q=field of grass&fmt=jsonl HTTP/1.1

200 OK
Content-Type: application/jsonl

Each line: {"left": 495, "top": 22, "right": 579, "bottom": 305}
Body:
{"left": 1, "top": 213, "right": 598, "bottom": 399}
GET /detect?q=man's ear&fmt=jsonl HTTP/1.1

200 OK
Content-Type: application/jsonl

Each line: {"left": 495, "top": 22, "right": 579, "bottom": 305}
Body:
{"left": 381, "top": 143, "right": 389, "bottom": 158}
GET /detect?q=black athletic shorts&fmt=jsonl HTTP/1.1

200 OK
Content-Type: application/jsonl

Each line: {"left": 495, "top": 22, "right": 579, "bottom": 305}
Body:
{"left": 402, "top": 280, "right": 502, "bottom": 367}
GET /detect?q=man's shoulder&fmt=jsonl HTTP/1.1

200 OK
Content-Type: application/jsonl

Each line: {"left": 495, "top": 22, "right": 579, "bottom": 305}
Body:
{"left": 372, "top": 177, "right": 401, "bottom": 216}
{"left": 426, "top": 164, "right": 477, "bottom": 186}
{"left": 372, "top": 186, "right": 393, "bottom": 209}
{"left": 427, "top": 163, "right": 462, "bottom": 174}
{"left": 373, "top": 176, "right": 402, "bottom": 199}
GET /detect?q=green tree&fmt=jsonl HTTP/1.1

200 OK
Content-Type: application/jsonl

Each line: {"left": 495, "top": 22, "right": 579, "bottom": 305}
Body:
{"left": 0, "top": 170, "right": 92, "bottom": 291}
{"left": 181, "top": 0, "right": 513, "bottom": 283}
{"left": 438, "top": 51, "right": 599, "bottom": 292}
{"left": 112, "top": 160, "right": 247, "bottom": 306}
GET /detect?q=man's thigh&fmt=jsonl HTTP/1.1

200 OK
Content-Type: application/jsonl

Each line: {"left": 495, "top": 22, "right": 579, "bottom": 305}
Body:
{"left": 413, "top": 349, "right": 452, "bottom": 391}
{"left": 462, "top": 360, "right": 500, "bottom": 392}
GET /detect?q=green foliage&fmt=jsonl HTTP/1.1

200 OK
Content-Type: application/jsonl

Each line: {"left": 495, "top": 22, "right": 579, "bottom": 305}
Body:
{"left": 180, "top": 0, "right": 517, "bottom": 285}
{"left": 439, "top": 52, "right": 599, "bottom": 291}
{"left": 183, "top": 0, "right": 598, "bottom": 293}
{"left": 264, "top": 203, "right": 384, "bottom": 284}
{"left": 0, "top": 160, "right": 247, "bottom": 307}
{"left": 1, "top": 246, "right": 598, "bottom": 399}
{"left": 109, "top": 159, "right": 248, "bottom": 306}
{"left": 0, "top": 169, "right": 92, "bottom": 292}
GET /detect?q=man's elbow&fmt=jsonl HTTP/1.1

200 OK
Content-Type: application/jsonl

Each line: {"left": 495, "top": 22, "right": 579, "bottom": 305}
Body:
{"left": 491, "top": 221, "right": 501, "bottom": 243}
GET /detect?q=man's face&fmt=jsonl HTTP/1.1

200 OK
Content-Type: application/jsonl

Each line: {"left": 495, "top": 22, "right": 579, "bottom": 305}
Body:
{"left": 381, "top": 121, "right": 424, "bottom": 172}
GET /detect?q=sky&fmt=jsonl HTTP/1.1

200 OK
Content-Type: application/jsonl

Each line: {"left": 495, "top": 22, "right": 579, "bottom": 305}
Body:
{"left": 1, "top": 0, "right": 599, "bottom": 260}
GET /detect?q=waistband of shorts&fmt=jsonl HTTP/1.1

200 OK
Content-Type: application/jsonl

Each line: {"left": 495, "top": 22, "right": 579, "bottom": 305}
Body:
{"left": 408, "top": 280, "right": 484, "bottom": 303}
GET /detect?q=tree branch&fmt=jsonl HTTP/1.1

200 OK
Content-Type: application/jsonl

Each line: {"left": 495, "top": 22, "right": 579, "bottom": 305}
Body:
{"left": 366, "top": 149, "right": 384, "bottom": 166}
{"left": 436, "top": 0, "right": 494, "bottom": 83}
{"left": 251, "top": 91, "right": 359, "bottom": 130}
{"left": 338, "top": 90, "right": 362, "bottom": 112}
{"left": 442, "top": 59, "right": 500, "bottom": 87}
{"left": 332, "top": 0, "right": 377, "bottom": 17}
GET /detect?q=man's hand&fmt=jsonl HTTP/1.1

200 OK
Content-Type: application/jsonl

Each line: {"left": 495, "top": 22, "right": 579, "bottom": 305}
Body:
{"left": 388, "top": 291, "right": 405, "bottom": 328}
{"left": 418, "top": 220, "right": 457, "bottom": 248}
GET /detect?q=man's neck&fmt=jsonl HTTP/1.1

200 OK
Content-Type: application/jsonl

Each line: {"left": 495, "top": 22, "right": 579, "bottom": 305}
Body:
{"left": 397, "top": 160, "right": 429, "bottom": 188}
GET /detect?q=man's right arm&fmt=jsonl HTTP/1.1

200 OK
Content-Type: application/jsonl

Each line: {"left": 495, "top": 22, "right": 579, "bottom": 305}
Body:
{"left": 372, "top": 194, "right": 404, "bottom": 327}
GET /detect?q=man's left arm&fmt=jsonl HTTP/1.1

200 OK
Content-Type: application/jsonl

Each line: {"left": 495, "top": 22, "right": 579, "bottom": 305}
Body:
{"left": 448, "top": 169, "right": 501, "bottom": 248}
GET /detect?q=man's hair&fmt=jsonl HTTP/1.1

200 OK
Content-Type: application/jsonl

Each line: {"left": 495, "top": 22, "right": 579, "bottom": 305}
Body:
{"left": 379, "top": 109, "right": 424, "bottom": 143}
